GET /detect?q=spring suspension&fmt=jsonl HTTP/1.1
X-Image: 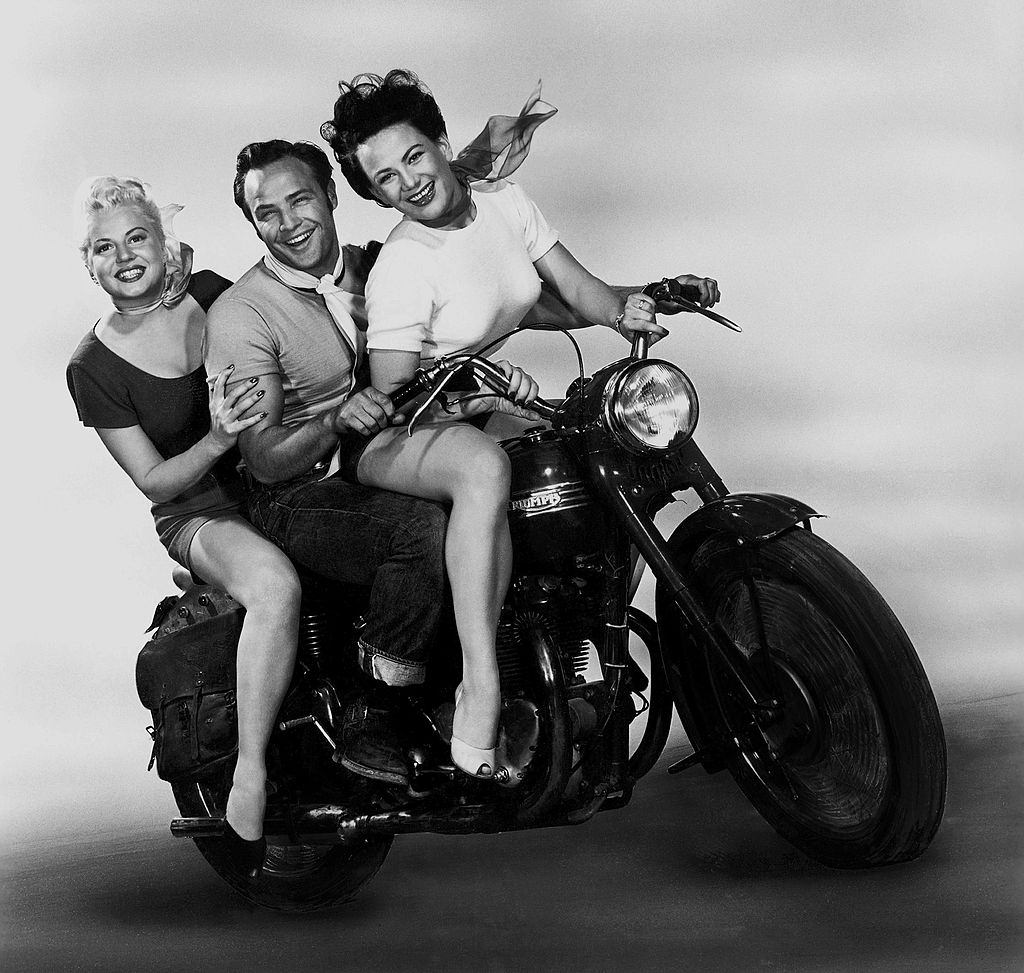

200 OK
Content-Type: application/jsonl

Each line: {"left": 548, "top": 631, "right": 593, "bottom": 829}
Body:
{"left": 299, "top": 610, "right": 331, "bottom": 664}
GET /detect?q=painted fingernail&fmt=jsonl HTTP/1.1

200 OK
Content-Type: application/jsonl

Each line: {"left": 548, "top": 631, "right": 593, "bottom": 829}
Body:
{"left": 261, "top": 412, "right": 268, "bottom": 419}
{"left": 249, "top": 377, "right": 258, "bottom": 384}
{"left": 257, "top": 389, "right": 265, "bottom": 398}
{"left": 227, "top": 364, "right": 235, "bottom": 370}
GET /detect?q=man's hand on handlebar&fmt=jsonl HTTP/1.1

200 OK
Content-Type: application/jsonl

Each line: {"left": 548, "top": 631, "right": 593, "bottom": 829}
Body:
{"left": 326, "top": 387, "right": 397, "bottom": 437}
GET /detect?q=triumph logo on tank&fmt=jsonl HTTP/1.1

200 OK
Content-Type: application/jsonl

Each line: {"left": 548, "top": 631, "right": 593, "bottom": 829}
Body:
{"left": 510, "top": 490, "right": 563, "bottom": 512}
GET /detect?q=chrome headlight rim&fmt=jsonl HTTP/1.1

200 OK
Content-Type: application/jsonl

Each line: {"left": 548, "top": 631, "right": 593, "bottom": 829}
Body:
{"left": 602, "top": 359, "right": 700, "bottom": 454}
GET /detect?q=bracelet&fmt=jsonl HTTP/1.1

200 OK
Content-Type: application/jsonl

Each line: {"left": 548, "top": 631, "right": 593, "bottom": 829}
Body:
{"left": 613, "top": 311, "right": 626, "bottom": 337}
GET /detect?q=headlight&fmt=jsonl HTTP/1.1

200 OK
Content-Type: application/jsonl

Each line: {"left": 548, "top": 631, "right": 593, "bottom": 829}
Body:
{"left": 603, "top": 361, "right": 699, "bottom": 453}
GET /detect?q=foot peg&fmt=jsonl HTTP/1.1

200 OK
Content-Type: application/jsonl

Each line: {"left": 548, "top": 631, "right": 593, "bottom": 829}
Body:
{"left": 667, "top": 749, "right": 706, "bottom": 774}
{"left": 279, "top": 714, "right": 337, "bottom": 750}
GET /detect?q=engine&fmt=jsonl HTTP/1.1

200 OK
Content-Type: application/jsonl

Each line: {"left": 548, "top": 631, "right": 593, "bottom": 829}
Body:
{"left": 496, "top": 575, "right": 604, "bottom": 697}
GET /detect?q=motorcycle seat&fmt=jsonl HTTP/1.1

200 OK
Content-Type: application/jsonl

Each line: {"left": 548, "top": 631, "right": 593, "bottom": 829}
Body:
{"left": 169, "top": 560, "right": 370, "bottom": 619}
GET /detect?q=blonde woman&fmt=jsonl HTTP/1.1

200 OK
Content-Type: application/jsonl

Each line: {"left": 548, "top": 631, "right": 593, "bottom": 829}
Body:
{"left": 67, "top": 177, "right": 301, "bottom": 883}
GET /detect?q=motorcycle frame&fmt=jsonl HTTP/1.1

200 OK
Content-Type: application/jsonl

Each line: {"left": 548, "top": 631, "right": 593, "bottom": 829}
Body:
{"left": 552, "top": 352, "right": 821, "bottom": 783}
{"left": 393, "top": 351, "right": 825, "bottom": 809}
{"left": 172, "top": 352, "right": 823, "bottom": 844}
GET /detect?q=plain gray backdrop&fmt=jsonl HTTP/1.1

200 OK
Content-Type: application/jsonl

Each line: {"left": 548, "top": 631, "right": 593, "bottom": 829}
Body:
{"left": 2, "top": 0, "right": 1021, "bottom": 963}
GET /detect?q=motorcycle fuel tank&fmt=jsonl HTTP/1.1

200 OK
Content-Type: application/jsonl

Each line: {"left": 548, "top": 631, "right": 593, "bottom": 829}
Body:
{"left": 502, "top": 428, "right": 611, "bottom": 573}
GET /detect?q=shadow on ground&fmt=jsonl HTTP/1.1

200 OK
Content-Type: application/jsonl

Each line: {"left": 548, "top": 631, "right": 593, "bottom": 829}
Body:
{"left": 2, "top": 693, "right": 1021, "bottom": 973}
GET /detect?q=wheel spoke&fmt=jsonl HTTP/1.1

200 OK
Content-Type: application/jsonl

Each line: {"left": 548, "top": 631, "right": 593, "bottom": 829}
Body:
{"left": 662, "top": 528, "right": 946, "bottom": 866}
{"left": 709, "top": 570, "right": 892, "bottom": 836}
{"left": 741, "top": 568, "right": 778, "bottom": 695}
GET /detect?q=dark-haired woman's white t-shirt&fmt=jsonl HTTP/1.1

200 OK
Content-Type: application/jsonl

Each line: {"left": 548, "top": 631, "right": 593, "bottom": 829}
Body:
{"left": 365, "top": 179, "right": 558, "bottom": 363}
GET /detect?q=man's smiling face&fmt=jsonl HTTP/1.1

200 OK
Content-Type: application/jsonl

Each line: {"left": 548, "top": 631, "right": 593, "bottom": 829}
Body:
{"left": 244, "top": 156, "right": 341, "bottom": 277}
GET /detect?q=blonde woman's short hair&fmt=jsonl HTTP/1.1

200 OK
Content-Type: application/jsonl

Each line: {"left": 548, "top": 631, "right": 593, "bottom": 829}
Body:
{"left": 75, "top": 176, "right": 166, "bottom": 265}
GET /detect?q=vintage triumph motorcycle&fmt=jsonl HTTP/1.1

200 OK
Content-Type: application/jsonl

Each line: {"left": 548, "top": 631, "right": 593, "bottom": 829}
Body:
{"left": 147, "top": 280, "right": 946, "bottom": 911}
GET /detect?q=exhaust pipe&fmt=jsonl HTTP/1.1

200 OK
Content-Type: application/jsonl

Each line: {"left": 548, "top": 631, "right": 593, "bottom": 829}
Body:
{"left": 171, "top": 803, "right": 512, "bottom": 841}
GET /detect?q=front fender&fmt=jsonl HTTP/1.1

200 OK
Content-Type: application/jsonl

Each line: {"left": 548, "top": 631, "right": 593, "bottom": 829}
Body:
{"left": 668, "top": 492, "right": 821, "bottom": 557}
{"left": 653, "top": 493, "right": 821, "bottom": 771}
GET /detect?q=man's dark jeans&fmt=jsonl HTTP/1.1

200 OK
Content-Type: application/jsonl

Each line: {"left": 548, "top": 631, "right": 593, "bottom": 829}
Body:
{"left": 249, "top": 472, "right": 447, "bottom": 687}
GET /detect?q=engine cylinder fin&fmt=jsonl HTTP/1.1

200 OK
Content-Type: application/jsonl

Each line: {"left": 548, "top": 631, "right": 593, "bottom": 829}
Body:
{"left": 496, "top": 599, "right": 603, "bottom": 695}
{"left": 496, "top": 613, "right": 527, "bottom": 693}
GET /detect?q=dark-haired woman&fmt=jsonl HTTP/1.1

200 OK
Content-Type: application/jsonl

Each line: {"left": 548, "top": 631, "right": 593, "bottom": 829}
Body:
{"left": 67, "top": 177, "right": 301, "bottom": 880}
{"left": 319, "top": 71, "right": 720, "bottom": 780}
{"left": 321, "top": 69, "right": 720, "bottom": 375}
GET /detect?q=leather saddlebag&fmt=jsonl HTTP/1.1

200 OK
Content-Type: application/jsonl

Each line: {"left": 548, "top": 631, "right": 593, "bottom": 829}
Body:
{"left": 135, "top": 585, "right": 243, "bottom": 783}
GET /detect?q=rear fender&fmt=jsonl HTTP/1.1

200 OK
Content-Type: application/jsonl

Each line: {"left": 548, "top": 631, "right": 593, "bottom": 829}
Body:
{"left": 654, "top": 493, "right": 821, "bottom": 769}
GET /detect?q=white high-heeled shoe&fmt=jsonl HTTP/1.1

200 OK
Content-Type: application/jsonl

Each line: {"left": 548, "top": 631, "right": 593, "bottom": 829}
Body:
{"left": 451, "top": 683, "right": 497, "bottom": 779}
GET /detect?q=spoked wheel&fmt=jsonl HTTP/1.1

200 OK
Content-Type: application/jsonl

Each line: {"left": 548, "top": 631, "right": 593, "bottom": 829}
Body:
{"left": 666, "top": 527, "right": 946, "bottom": 868}
{"left": 171, "top": 764, "right": 392, "bottom": 912}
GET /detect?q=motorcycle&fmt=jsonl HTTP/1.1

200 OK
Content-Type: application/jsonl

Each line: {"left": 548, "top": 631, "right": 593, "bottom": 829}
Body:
{"left": 156, "top": 280, "right": 946, "bottom": 911}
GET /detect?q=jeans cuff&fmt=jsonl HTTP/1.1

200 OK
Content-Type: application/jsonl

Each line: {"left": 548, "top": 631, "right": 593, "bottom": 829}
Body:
{"left": 357, "top": 639, "right": 426, "bottom": 688}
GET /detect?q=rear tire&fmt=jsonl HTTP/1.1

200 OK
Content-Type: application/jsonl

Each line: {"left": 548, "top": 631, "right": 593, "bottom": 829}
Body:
{"left": 660, "top": 527, "right": 946, "bottom": 867}
{"left": 171, "top": 765, "right": 392, "bottom": 912}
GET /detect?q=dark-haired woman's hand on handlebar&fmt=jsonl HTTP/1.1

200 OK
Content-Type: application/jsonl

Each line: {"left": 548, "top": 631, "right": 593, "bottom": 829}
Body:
{"left": 615, "top": 291, "right": 669, "bottom": 346}
{"left": 498, "top": 360, "right": 539, "bottom": 406}
{"left": 461, "top": 360, "right": 543, "bottom": 422}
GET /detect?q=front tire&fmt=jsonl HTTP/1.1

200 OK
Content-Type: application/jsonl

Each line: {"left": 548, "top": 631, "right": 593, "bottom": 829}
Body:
{"left": 171, "top": 764, "right": 392, "bottom": 912}
{"left": 659, "top": 527, "right": 946, "bottom": 868}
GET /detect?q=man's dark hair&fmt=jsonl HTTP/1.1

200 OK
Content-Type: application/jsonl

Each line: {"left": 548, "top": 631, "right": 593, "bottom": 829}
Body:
{"left": 320, "top": 69, "right": 447, "bottom": 204}
{"left": 232, "top": 140, "right": 335, "bottom": 224}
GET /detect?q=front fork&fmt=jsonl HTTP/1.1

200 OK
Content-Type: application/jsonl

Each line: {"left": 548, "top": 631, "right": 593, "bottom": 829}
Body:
{"left": 595, "top": 529, "right": 635, "bottom": 795}
{"left": 591, "top": 447, "right": 781, "bottom": 721}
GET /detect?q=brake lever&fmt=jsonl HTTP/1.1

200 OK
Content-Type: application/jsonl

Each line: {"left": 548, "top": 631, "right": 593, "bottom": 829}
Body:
{"left": 647, "top": 278, "right": 743, "bottom": 333}
{"left": 405, "top": 368, "right": 462, "bottom": 436}
{"left": 393, "top": 353, "right": 558, "bottom": 435}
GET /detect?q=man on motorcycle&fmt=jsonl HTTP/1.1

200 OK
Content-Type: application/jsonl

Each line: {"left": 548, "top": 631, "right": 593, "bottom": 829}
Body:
{"left": 205, "top": 140, "right": 449, "bottom": 787}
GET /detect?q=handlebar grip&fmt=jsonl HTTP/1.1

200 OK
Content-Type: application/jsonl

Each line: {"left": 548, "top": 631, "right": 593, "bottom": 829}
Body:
{"left": 389, "top": 373, "right": 430, "bottom": 413}
{"left": 645, "top": 277, "right": 742, "bottom": 333}
{"left": 523, "top": 396, "right": 557, "bottom": 420}
{"left": 642, "top": 279, "right": 702, "bottom": 304}
{"left": 387, "top": 366, "right": 558, "bottom": 420}
{"left": 672, "top": 282, "right": 702, "bottom": 303}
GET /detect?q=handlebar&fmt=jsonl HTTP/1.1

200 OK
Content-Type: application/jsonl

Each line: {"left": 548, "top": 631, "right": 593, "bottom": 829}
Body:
{"left": 647, "top": 278, "right": 743, "bottom": 330}
{"left": 389, "top": 278, "right": 741, "bottom": 415}
{"left": 654, "top": 281, "right": 703, "bottom": 303}
{"left": 389, "top": 354, "right": 558, "bottom": 421}
{"left": 628, "top": 278, "right": 741, "bottom": 360}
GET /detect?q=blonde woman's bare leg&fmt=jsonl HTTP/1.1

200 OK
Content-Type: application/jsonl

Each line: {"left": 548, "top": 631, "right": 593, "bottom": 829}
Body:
{"left": 189, "top": 516, "right": 302, "bottom": 838}
{"left": 357, "top": 423, "right": 511, "bottom": 765}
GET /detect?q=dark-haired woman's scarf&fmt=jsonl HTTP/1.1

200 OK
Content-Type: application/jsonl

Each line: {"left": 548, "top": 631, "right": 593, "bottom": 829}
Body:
{"left": 451, "top": 82, "right": 556, "bottom": 183}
